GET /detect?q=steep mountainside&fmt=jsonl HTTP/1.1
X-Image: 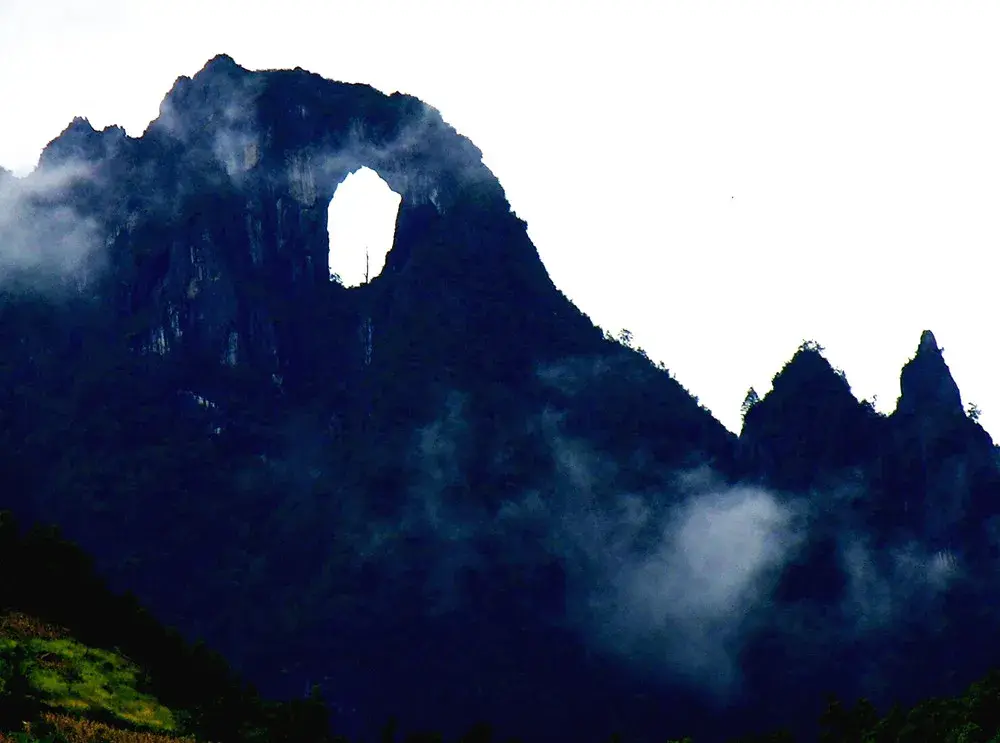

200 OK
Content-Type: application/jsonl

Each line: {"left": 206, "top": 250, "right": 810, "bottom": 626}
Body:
{"left": 1, "top": 56, "right": 999, "bottom": 743}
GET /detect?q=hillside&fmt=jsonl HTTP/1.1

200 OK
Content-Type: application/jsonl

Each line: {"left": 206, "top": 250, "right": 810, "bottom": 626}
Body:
{"left": 6, "top": 508, "right": 1000, "bottom": 743}
{"left": 0, "top": 510, "right": 333, "bottom": 743}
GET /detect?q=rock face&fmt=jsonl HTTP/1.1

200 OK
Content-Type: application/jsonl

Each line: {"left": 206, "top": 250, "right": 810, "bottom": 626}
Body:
{"left": 883, "top": 330, "right": 1000, "bottom": 550}
{"left": 732, "top": 334, "right": 1000, "bottom": 739}
{"left": 28, "top": 54, "right": 601, "bottom": 394}
{"left": 896, "top": 330, "right": 965, "bottom": 419}
{"left": 38, "top": 117, "right": 129, "bottom": 169}
{"left": 737, "top": 333, "right": 999, "bottom": 550}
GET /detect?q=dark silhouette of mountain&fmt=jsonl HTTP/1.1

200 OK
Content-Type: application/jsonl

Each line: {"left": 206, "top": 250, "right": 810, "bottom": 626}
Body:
{"left": 737, "top": 341, "right": 884, "bottom": 492}
{"left": 1, "top": 55, "right": 999, "bottom": 743}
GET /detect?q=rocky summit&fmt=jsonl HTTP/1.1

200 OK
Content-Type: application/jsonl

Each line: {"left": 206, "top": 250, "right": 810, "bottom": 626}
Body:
{"left": 2, "top": 56, "right": 1000, "bottom": 743}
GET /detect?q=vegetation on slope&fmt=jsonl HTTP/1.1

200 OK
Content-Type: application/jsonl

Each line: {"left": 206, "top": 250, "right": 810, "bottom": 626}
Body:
{"left": 6, "top": 503, "right": 1000, "bottom": 743}
{"left": 0, "top": 510, "right": 331, "bottom": 743}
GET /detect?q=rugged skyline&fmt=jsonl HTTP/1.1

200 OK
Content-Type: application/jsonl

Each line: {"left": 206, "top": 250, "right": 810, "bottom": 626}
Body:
{"left": 2, "top": 2, "right": 999, "bottom": 440}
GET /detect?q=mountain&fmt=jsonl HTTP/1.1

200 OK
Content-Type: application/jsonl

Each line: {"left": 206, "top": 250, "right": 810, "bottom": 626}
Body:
{"left": 2, "top": 55, "right": 1000, "bottom": 743}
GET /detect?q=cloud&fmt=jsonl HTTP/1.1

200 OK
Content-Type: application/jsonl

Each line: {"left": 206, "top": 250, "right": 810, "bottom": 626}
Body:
{"left": 546, "top": 460, "right": 806, "bottom": 699}
{"left": 286, "top": 99, "right": 497, "bottom": 213}
{"left": 347, "top": 394, "right": 807, "bottom": 697}
{"left": 0, "top": 161, "right": 104, "bottom": 291}
{"left": 332, "top": 378, "right": 975, "bottom": 711}
{"left": 839, "top": 535, "right": 960, "bottom": 633}
{"left": 152, "top": 66, "right": 265, "bottom": 182}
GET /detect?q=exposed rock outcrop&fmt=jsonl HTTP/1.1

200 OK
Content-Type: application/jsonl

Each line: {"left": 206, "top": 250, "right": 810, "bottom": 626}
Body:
{"left": 37, "top": 117, "right": 128, "bottom": 170}
{"left": 881, "top": 331, "right": 1000, "bottom": 549}
{"left": 895, "top": 330, "right": 964, "bottom": 419}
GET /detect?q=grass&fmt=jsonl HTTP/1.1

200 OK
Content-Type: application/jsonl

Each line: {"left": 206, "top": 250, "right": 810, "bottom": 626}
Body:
{"left": 0, "top": 611, "right": 196, "bottom": 743}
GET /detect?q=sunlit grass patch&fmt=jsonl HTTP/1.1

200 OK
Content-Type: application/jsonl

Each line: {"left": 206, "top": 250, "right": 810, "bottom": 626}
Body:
{"left": 0, "top": 615, "right": 179, "bottom": 733}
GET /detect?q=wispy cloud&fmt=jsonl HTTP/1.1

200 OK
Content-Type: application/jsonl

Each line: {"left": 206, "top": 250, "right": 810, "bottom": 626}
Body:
{"left": 343, "top": 393, "right": 805, "bottom": 697}
{"left": 340, "top": 377, "right": 973, "bottom": 706}
{"left": 538, "top": 441, "right": 805, "bottom": 699}
{"left": 0, "top": 161, "right": 104, "bottom": 291}
{"left": 291, "top": 99, "right": 496, "bottom": 212}
{"left": 152, "top": 62, "right": 264, "bottom": 182}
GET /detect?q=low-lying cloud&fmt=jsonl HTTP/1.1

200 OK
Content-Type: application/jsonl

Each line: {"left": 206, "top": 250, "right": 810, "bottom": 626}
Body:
{"left": 342, "top": 383, "right": 971, "bottom": 704}
{"left": 343, "top": 395, "right": 805, "bottom": 697}
{"left": 0, "top": 161, "right": 104, "bottom": 291}
{"left": 151, "top": 60, "right": 266, "bottom": 184}
{"left": 537, "top": 435, "right": 808, "bottom": 698}
{"left": 840, "top": 536, "right": 960, "bottom": 633}
{"left": 584, "top": 482, "right": 803, "bottom": 694}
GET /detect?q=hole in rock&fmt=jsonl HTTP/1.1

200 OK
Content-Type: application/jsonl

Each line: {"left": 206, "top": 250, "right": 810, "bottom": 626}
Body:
{"left": 327, "top": 167, "right": 401, "bottom": 288}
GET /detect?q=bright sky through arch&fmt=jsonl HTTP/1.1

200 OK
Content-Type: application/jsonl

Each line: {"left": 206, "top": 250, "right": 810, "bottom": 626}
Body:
{"left": 1, "top": 1, "right": 998, "bottom": 439}
{"left": 327, "top": 167, "right": 401, "bottom": 288}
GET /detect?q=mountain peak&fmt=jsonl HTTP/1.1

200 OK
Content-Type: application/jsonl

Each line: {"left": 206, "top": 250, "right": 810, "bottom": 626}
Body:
{"left": 737, "top": 340, "right": 878, "bottom": 489}
{"left": 919, "top": 329, "right": 941, "bottom": 355}
{"left": 38, "top": 117, "right": 126, "bottom": 169}
{"left": 770, "top": 340, "right": 850, "bottom": 396}
{"left": 895, "top": 329, "right": 963, "bottom": 418}
{"left": 202, "top": 53, "right": 243, "bottom": 72}
{"left": 188, "top": 53, "right": 250, "bottom": 88}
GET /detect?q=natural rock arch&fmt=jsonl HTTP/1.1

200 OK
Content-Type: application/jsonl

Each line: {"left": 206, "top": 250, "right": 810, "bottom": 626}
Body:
{"left": 37, "top": 54, "right": 599, "bottom": 383}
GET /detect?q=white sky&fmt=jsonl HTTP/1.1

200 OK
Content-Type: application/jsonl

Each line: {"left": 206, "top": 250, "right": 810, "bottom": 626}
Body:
{"left": 1, "top": 1, "right": 998, "bottom": 439}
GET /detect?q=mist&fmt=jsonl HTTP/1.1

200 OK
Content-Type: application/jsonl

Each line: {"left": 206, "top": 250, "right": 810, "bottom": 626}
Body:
{"left": 150, "top": 58, "right": 266, "bottom": 183}
{"left": 322, "top": 369, "right": 983, "bottom": 713}
{"left": 337, "top": 393, "right": 801, "bottom": 697}
{"left": 0, "top": 161, "right": 103, "bottom": 291}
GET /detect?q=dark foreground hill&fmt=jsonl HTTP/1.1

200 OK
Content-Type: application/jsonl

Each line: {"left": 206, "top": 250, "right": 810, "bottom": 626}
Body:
{"left": 6, "top": 507, "right": 1000, "bottom": 743}
{"left": 1, "top": 55, "right": 999, "bottom": 743}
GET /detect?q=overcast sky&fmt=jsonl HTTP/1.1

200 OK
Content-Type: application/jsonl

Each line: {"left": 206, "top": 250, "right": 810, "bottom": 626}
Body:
{"left": 1, "top": 1, "right": 998, "bottom": 439}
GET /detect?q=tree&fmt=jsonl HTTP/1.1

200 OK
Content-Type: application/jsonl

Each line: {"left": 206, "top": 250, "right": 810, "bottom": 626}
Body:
{"left": 967, "top": 402, "right": 982, "bottom": 422}
{"left": 617, "top": 329, "right": 634, "bottom": 348}
{"left": 799, "top": 339, "right": 825, "bottom": 354}
{"left": 741, "top": 387, "right": 761, "bottom": 421}
{"left": 819, "top": 695, "right": 879, "bottom": 743}
{"left": 862, "top": 394, "right": 879, "bottom": 414}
